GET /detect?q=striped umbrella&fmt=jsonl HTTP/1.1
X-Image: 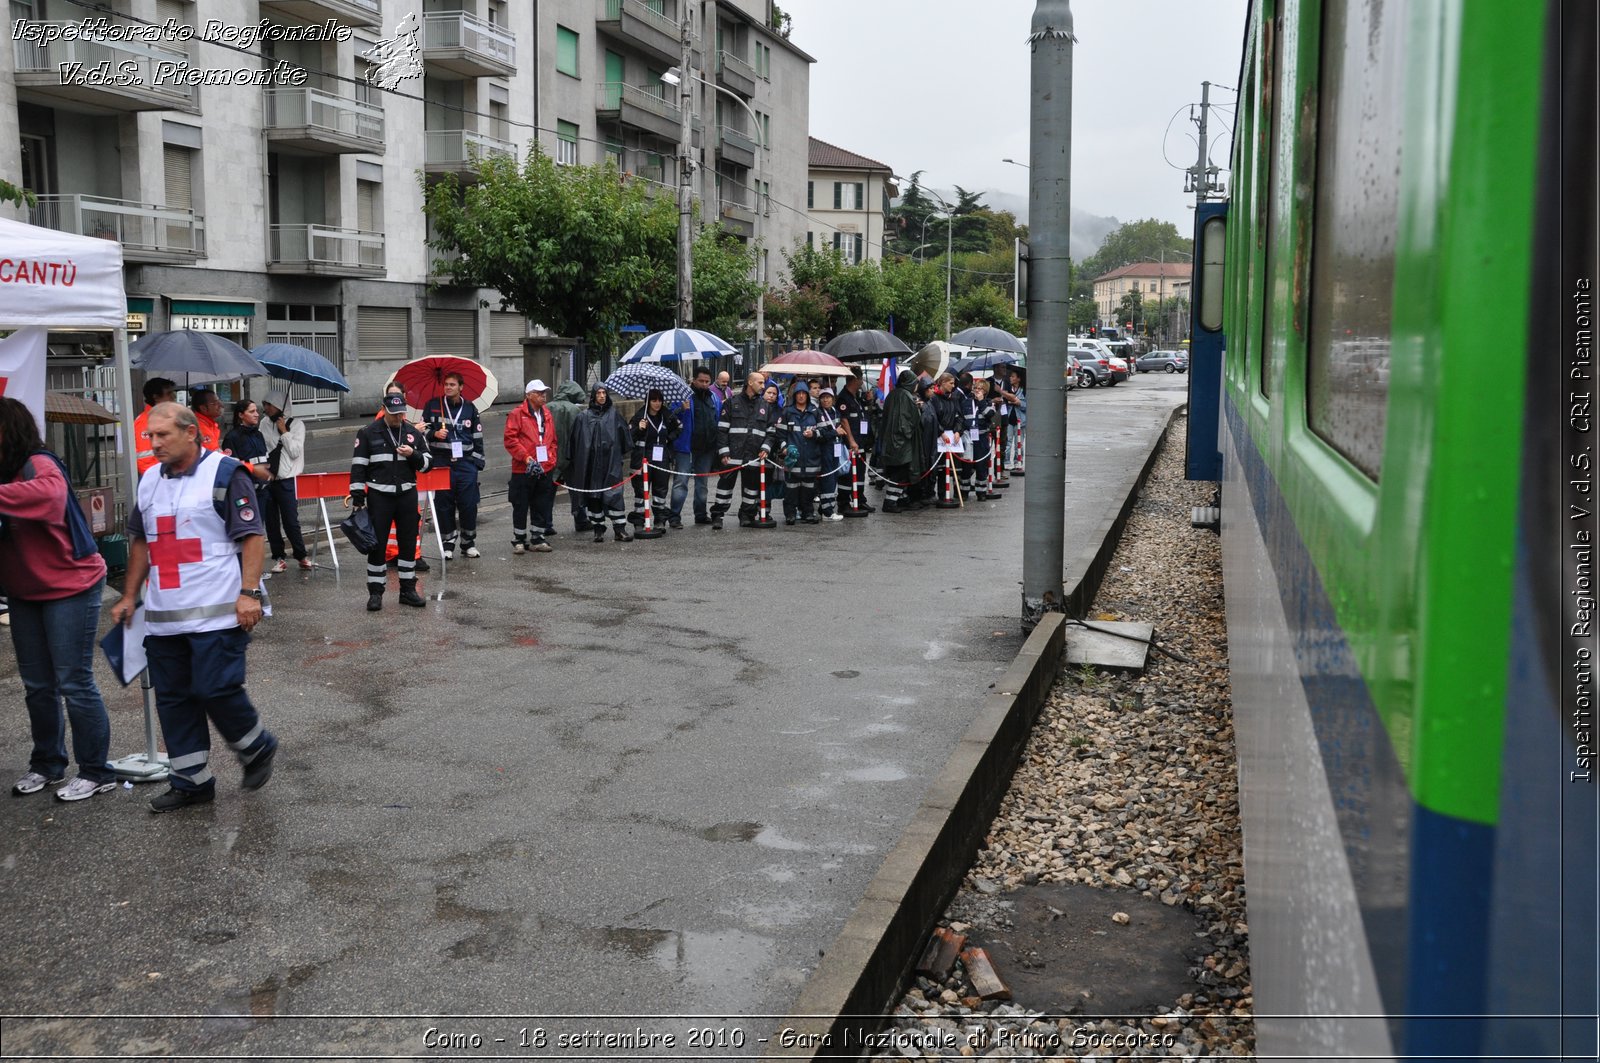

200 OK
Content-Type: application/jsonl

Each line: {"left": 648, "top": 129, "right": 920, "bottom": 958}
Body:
{"left": 619, "top": 328, "right": 736, "bottom": 364}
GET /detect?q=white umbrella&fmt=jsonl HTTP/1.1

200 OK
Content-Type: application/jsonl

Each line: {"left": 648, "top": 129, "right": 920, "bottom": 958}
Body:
{"left": 619, "top": 327, "right": 736, "bottom": 364}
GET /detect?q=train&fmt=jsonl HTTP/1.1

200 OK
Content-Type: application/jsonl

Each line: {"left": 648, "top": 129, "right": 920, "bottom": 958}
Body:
{"left": 1185, "top": 0, "right": 1597, "bottom": 1059}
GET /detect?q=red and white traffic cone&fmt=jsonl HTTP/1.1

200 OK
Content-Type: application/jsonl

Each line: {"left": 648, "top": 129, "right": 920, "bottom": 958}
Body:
{"left": 752, "top": 460, "right": 778, "bottom": 529}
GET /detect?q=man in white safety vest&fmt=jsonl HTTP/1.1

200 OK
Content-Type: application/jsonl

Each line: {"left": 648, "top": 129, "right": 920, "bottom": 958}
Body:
{"left": 111, "top": 403, "right": 279, "bottom": 813}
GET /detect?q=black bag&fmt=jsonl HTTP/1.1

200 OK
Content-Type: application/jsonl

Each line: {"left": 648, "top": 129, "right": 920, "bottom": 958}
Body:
{"left": 340, "top": 507, "right": 377, "bottom": 554}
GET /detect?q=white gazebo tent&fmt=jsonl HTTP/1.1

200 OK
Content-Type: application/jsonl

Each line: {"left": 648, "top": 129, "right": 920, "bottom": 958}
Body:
{"left": 0, "top": 215, "right": 168, "bottom": 779}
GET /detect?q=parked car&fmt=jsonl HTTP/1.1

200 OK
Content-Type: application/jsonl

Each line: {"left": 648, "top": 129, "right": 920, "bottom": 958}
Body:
{"left": 1137, "top": 350, "right": 1190, "bottom": 373}
{"left": 1071, "top": 349, "right": 1116, "bottom": 387}
{"left": 1105, "top": 355, "right": 1131, "bottom": 382}
{"left": 1065, "top": 354, "right": 1079, "bottom": 390}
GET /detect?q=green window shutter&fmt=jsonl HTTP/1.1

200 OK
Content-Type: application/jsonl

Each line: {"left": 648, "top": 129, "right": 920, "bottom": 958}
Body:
{"left": 833, "top": 183, "right": 841, "bottom": 210}
{"left": 807, "top": 181, "right": 813, "bottom": 208}
{"left": 854, "top": 183, "right": 864, "bottom": 209}
{"left": 556, "top": 26, "right": 579, "bottom": 77}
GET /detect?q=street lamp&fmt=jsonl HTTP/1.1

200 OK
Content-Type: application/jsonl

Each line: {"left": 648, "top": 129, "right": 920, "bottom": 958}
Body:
{"left": 898, "top": 174, "right": 955, "bottom": 339}
{"left": 1001, "top": 157, "right": 1030, "bottom": 169}
{"left": 662, "top": 66, "right": 768, "bottom": 344}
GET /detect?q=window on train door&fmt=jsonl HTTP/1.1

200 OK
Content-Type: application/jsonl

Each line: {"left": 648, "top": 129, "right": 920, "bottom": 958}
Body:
{"left": 1304, "top": 0, "right": 1404, "bottom": 480}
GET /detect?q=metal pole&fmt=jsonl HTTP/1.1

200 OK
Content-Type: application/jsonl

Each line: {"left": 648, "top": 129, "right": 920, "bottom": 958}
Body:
{"left": 944, "top": 210, "right": 953, "bottom": 338}
{"left": 1195, "top": 80, "right": 1211, "bottom": 211}
{"left": 676, "top": 9, "right": 694, "bottom": 327}
{"left": 1022, "top": 0, "right": 1072, "bottom": 630}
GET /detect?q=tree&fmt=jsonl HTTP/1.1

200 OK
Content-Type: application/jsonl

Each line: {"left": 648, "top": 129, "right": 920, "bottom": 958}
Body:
{"left": 1115, "top": 289, "right": 1145, "bottom": 331}
{"left": 953, "top": 283, "right": 1021, "bottom": 334}
{"left": 881, "top": 257, "right": 945, "bottom": 347}
{"left": 829, "top": 259, "right": 890, "bottom": 334}
{"left": 0, "top": 180, "right": 35, "bottom": 210}
{"left": 766, "top": 284, "right": 833, "bottom": 344}
{"left": 689, "top": 229, "right": 760, "bottom": 341}
{"left": 1069, "top": 297, "right": 1099, "bottom": 334}
{"left": 1092, "top": 219, "right": 1192, "bottom": 274}
{"left": 424, "top": 148, "right": 677, "bottom": 350}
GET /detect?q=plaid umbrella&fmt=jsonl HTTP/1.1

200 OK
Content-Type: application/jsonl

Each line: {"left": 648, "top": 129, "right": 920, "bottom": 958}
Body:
{"left": 387, "top": 356, "right": 498, "bottom": 413}
{"left": 601, "top": 363, "right": 692, "bottom": 406}
{"left": 619, "top": 328, "right": 736, "bottom": 364}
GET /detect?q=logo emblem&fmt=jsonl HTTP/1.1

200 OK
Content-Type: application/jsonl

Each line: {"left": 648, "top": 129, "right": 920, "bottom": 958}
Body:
{"left": 363, "top": 12, "right": 423, "bottom": 90}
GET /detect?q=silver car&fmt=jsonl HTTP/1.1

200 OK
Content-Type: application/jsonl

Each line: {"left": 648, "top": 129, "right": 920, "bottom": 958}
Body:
{"left": 1136, "top": 350, "right": 1189, "bottom": 373}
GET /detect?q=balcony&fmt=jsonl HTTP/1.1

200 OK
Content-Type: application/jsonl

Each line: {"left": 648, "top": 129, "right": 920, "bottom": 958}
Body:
{"left": 30, "top": 194, "right": 204, "bottom": 264}
{"left": 421, "top": 11, "right": 516, "bottom": 79}
{"left": 717, "top": 195, "right": 755, "bottom": 239}
{"left": 268, "top": 225, "right": 385, "bottom": 277}
{"left": 597, "top": 0, "right": 684, "bottom": 65}
{"left": 716, "top": 124, "right": 757, "bottom": 168}
{"left": 265, "top": 88, "right": 385, "bottom": 155}
{"left": 258, "top": 0, "right": 381, "bottom": 29}
{"left": 424, "top": 130, "right": 515, "bottom": 178}
{"left": 13, "top": 23, "right": 196, "bottom": 114}
{"left": 596, "top": 82, "right": 680, "bottom": 141}
{"left": 715, "top": 49, "right": 756, "bottom": 97}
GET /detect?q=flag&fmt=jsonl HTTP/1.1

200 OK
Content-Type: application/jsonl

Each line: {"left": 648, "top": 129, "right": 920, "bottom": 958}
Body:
{"left": 876, "top": 357, "right": 897, "bottom": 401}
{"left": 0, "top": 327, "right": 47, "bottom": 433}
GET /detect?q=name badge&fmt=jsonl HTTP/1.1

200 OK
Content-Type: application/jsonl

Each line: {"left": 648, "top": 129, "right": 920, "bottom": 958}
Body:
{"left": 834, "top": 443, "right": 845, "bottom": 459}
{"left": 535, "top": 446, "right": 549, "bottom": 464}
{"left": 858, "top": 420, "right": 869, "bottom": 435}
{"left": 1000, "top": 403, "right": 1010, "bottom": 415}
{"left": 968, "top": 428, "right": 980, "bottom": 440}
{"left": 451, "top": 440, "right": 464, "bottom": 460}
{"left": 652, "top": 446, "right": 665, "bottom": 462}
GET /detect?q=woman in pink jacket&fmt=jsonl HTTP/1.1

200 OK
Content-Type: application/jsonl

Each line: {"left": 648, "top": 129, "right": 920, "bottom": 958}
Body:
{"left": 0, "top": 397, "right": 116, "bottom": 802}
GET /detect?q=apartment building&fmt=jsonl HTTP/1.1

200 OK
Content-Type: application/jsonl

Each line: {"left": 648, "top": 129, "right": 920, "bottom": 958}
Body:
{"left": 805, "top": 137, "right": 893, "bottom": 264}
{"left": 1092, "top": 261, "right": 1192, "bottom": 328}
{"left": 1, "top": 0, "right": 811, "bottom": 416}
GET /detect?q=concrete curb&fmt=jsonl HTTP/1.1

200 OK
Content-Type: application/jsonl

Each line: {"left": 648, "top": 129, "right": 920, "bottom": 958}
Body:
{"left": 764, "top": 612, "right": 1066, "bottom": 1060}
{"left": 763, "top": 408, "right": 1182, "bottom": 1061}
{"left": 1062, "top": 402, "right": 1184, "bottom": 619}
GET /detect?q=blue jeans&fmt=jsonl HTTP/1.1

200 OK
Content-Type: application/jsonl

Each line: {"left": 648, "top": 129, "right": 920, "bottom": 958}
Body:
{"left": 670, "top": 450, "right": 715, "bottom": 520}
{"left": 10, "top": 581, "right": 114, "bottom": 783}
{"left": 146, "top": 627, "right": 274, "bottom": 794}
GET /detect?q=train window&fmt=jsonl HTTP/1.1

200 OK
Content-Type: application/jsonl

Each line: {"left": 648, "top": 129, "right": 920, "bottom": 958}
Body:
{"left": 1199, "top": 217, "right": 1225, "bottom": 331}
{"left": 1258, "top": 10, "right": 1284, "bottom": 401}
{"left": 1305, "top": 0, "right": 1405, "bottom": 480}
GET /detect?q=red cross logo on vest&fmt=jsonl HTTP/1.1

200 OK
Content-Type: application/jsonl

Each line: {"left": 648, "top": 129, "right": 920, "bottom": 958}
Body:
{"left": 148, "top": 514, "right": 203, "bottom": 589}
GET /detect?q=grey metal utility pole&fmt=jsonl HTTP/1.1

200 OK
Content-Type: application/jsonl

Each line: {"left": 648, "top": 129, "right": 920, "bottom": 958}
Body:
{"left": 676, "top": 7, "right": 694, "bottom": 327}
{"left": 1194, "top": 79, "right": 1210, "bottom": 212}
{"left": 1022, "top": 0, "right": 1073, "bottom": 630}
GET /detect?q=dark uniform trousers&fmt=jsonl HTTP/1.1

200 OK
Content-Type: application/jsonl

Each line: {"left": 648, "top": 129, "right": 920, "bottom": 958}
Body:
{"left": 147, "top": 628, "right": 275, "bottom": 795}
{"left": 367, "top": 489, "right": 419, "bottom": 591}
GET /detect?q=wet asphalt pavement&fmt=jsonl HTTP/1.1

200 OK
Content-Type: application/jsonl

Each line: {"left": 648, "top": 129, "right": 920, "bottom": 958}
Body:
{"left": 0, "top": 374, "right": 1187, "bottom": 1058}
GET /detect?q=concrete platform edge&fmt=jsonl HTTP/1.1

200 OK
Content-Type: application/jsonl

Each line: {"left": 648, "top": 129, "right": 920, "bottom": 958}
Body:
{"left": 763, "top": 408, "right": 1181, "bottom": 1062}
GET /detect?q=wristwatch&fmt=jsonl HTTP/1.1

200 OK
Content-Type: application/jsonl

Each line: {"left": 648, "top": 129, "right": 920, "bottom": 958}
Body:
{"left": 240, "top": 588, "right": 265, "bottom": 600}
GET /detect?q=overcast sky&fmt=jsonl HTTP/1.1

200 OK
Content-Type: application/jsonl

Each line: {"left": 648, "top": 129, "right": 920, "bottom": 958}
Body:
{"left": 787, "top": 0, "right": 1248, "bottom": 235}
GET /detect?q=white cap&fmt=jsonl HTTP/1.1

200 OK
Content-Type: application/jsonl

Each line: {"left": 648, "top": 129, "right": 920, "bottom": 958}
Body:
{"left": 525, "top": 378, "right": 548, "bottom": 393}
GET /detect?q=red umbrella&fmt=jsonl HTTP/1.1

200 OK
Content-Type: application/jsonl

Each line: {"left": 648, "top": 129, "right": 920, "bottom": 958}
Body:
{"left": 386, "top": 356, "right": 499, "bottom": 413}
{"left": 757, "top": 349, "right": 852, "bottom": 377}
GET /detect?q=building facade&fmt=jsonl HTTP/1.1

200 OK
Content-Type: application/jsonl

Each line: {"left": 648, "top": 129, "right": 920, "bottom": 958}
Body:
{"left": 1, "top": 0, "right": 812, "bottom": 416}
{"left": 1091, "top": 261, "right": 1192, "bottom": 329}
{"left": 804, "top": 137, "right": 893, "bottom": 265}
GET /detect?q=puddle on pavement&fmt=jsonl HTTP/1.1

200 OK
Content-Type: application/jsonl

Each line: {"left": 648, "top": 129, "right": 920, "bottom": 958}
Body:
{"left": 753, "top": 827, "right": 809, "bottom": 851}
{"left": 756, "top": 866, "right": 797, "bottom": 883}
{"left": 830, "top": 669, "right": 860, "bottom": 679}
{"left": 844, "top": 763, "right": 909, "bottom": 783}
{"left": 598, "top": 926, "right": 673, "bottom": 956}
{"left": 698, "top": 821, "right": 762, "bottom": 843}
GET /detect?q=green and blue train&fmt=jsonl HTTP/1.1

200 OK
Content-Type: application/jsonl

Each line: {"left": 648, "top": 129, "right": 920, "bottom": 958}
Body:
{"left": 1186, "top": 0, "right": 1597, "bottom": 1059}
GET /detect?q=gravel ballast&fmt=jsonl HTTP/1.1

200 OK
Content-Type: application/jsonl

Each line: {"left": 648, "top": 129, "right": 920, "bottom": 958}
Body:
{"left": 870, "top": 417, "right": 1255, "bottom": 1060}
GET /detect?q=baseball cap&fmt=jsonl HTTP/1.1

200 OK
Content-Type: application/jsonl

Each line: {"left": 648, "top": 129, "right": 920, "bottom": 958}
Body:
{"left": 382, "top": 393, "right": 407, "bottom": 413}
{"left": 525, "top": 378, "right": 548, "bottom": 393}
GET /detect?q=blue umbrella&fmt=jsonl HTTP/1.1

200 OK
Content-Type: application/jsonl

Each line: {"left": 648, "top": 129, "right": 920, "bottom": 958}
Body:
{"left": 250, "top": 343, "right": 350, "bottom": 392}
{"left": 952, "top": 351, "right": 1022, "bottom": 373}
{"left": 130, "top": 330, "right": 268, "bottom": 378}
{"left": 619, "top": 327, "right": 735, "bottom": 364}
{"left": 601, "top": 363, "right": 693, "bottom": 406}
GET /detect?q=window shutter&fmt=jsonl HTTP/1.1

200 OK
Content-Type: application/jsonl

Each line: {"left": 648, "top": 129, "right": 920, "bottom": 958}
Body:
{"left": 426, "top": 308, "right": 477, "bottom": 357}
{"left": 854, "top": 183, "right": 864, "bottom": 210}
{"left": 854, "top": 234, "right": 863, "bottom": 263}
{"left": 163, "top": 145, "right": 192, "bottom": 209}
{"left": 807, "top": 181, "right": 813, "bottom": 208}
{"left": 356, "top": 181, "right": 377, "bottom": 232}
{"left": 833, "top": 183, "right": 841, "bottom": 210}
{"left": 489, "top": 312, "right": 526, "bottom": 360}
{"left": 358, "top": 307, "right": 409, "bottom": 359}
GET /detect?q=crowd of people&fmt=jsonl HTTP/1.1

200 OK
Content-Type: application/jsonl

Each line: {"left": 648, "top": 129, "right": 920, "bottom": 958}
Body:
{"left": 0, "top": 362, "right": 1025, "bottom": 808}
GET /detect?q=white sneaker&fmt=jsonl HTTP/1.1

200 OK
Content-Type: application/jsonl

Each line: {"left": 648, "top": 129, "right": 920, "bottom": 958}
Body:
{"left": 442, "top": 549, "right": 454, "bottom": 561}
{"left": 512, "top": 542, "right": 526, "bottom": 555}
{"left": 825, "top": 513, "right": 844, "bottom": 521}
{"left": 270, "top": 559, "right": 289, "bottom": 573}
{"left": 464, "top": 545, "right": 481, "bottom": 558}
{"left": 13, "top": 771, "right": 64, "bottom": 795}
{"left": 56, "top": 777, "right": 115, "bottom": 802}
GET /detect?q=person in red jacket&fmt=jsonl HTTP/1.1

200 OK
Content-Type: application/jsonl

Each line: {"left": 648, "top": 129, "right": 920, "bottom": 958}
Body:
{"left": 503, "top": 379, "right": 558, "bottom": 554}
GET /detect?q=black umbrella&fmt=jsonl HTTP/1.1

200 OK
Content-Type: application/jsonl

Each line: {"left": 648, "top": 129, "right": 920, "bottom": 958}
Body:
{"left": 821, "top": 329, "right": 913, "bottom": 361}
{"left": 950, "top": 326, "right": 1027, "bottom": 354}
{"left": 130, "top": 330, "right": 269, "bottom": 378}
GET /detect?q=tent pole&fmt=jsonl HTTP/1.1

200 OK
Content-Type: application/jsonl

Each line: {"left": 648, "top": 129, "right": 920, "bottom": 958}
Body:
{"left": 107, "top": 326, "right": 169, "bottom": 784}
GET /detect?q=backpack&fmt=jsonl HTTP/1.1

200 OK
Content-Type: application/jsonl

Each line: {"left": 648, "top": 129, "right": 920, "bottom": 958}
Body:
{"left": 9, "top": 450, "right": 98, "bottom": 560}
